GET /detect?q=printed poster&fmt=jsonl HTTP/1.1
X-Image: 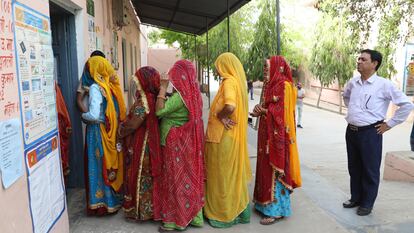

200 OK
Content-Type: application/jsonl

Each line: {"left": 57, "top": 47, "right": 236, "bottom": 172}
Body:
{"left": 0, "top": 118, "right": 24, "bottom": 188}
{"left": 25, "top": 134, "right": 65, "bottom": 233}
{"left": 14, "top": 3, "right": 57, "bottom": 147}
{"left": 88, "top": 15, "right": 96, "bottom": 54}
{"left": 404, "top": 44, "right": 414, "bottom": 96}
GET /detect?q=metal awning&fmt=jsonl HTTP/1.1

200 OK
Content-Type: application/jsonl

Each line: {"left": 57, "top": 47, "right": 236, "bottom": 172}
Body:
{"left": 131, "top": 0, "right": 251, "bottom": 35}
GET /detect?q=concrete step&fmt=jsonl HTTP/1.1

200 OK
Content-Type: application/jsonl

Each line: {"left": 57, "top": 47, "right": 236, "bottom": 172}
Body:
{"left": 383, "top": 151, "right": 414, "bottom": 183}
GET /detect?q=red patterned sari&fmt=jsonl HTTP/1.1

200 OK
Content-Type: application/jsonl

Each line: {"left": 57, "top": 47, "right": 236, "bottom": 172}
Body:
{"left": 121, "top": 66, "right": 162, "bottom": 220}
{"left": 254, "top": 56, "right": 299, "bottom": 205}
{"left": 154, "top": 60, "right": 205, "bottom": 228}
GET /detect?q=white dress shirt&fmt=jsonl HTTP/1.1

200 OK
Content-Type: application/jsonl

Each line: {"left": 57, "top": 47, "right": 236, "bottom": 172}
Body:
{"left": 343, "top": 73, "right": 413, "bottom": 127}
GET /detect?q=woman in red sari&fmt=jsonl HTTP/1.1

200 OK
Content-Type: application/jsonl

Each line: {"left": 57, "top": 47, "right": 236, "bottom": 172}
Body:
{"left": 154, "top": 60, "right": 205, "bottom": 231}
{"left": 118, "top": 66, "right": 162, "bottom": 221}
{"left": 251, "top": 56, "right": 301, "bottom": 225}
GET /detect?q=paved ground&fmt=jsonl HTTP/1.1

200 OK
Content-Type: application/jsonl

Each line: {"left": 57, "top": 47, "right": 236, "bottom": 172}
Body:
{"left": 68, "top": 89, "right": 414, "bottom": 233}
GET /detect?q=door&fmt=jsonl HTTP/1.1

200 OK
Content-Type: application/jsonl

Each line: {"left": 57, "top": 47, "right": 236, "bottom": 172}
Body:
{"left": 50, "top": 2, "right": 83, "bottom": 188}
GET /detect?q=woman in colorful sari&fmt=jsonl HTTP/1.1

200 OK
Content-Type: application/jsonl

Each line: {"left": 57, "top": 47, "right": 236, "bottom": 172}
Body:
{"left": 251, "top": 55, "right": 301, "bottom": 225}
{"left": 204, "top": 52, "right": 252, "bottom": 228}
{"left": 154, "top": 60, "right": 204, "bottom": 231}
{"left": 117, "top": 66, "right": 162, "bottom": 221}
{"left": 81, "top": 56, "right": 126, "bottom": 215}
{"left": 55, "top": 81, "right": 71, "bottom": 178}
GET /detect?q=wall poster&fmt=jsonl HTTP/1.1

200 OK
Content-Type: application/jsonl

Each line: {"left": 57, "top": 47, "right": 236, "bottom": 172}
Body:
{"left": 403, "top": 43, "right": 414, "bottom": 96}
{"left": 25, "top": 133, "right": 65, "bottom": 233}
{"left": 13, "top": 2, "right": 65, "bottom": 233}
{"left": 14, "top": 2, "right": 57, "bottom": 147}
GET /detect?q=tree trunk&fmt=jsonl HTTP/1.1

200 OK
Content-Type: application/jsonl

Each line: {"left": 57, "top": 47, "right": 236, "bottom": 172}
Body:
{"left": 338, "top": 84, "right": 343, "bottom": 114}
{"left": 317, "top": 85, "right": 323, "bottom": 108}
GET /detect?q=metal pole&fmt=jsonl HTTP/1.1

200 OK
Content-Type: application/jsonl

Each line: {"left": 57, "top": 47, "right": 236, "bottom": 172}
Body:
{"left": 276, "top": 0, "right": 281, "bottom": 55}
{"left": 206, "top": 17, "right": 210, "bottom": 108}
{"left": 194, "top": 35, "right": 197, "bottom": 82}
{"left": 227, "top": 0, "right": 230, "bottom": 52}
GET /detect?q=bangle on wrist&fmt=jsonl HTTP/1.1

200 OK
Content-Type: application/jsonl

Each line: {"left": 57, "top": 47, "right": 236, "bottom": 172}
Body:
{"left": 157, "top": 95, "right": 166, "bottom": 100}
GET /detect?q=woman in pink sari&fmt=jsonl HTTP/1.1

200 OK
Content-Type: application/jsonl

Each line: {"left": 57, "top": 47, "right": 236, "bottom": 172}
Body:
{"left": 154, "top": 60, "right": 205, "bottom": 231}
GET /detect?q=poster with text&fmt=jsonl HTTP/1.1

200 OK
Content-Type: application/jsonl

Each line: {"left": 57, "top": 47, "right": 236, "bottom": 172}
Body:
{"left": 14, "top": 3, "right": 57, "bottom": 147}
{"left": 88, "top": 15, "right": 96, "bottom": 55}
{"left": 404, "top": 44, "right": 414, "bottom": 96}
{"left": 25, "top": 133, "right": 65, "bottom": 233}
{"left": 0, "top": 118, "right": 24, "bottom": 188}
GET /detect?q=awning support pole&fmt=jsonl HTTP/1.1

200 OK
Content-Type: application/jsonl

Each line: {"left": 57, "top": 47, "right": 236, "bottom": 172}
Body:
{"left": 227, "top": 0, "right": 230, "bottom": 52}
{"left": 276, "top": 0, "right": 281, "bottom": 55}
{"left": 206, "top": 17, "right": 210, "bottom": 108}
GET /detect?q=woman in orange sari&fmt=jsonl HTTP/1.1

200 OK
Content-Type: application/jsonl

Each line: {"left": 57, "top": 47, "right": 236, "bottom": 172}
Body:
{"left": 55, "top": 81, "right": 71, "bottom": 177}
{"left": 251, "top": 55, "right": 301, "bottom": 225}
{"left": 118, "top": 66, "right": 162, "bottom": 221}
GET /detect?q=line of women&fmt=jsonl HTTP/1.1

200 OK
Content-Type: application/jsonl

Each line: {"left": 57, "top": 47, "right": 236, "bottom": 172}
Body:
{"left": 78, "top": 51, "right": 301, "bottom": 231}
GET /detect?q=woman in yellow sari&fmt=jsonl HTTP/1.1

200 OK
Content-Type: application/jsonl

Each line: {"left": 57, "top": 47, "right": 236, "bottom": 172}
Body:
{"left": 204, "top": 52, "right": 252, "bottom": 228}
{"left": 81, "top": 56, "right": 126, "bottom": 215}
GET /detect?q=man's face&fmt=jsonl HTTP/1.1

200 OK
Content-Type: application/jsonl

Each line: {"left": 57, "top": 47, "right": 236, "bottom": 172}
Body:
{"left": 357, "top": 52, "right": 377, "bottom": 74}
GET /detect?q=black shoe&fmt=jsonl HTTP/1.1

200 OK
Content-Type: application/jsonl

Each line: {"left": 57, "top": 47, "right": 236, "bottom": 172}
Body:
{"left": 357, "top": 207, "right": 372, "bottom": 216}
{"left": 297, "top": 124, "right": 303, "bottom": 128}
{"left": 342, "top": 200, "right": 359, "bottom": 208}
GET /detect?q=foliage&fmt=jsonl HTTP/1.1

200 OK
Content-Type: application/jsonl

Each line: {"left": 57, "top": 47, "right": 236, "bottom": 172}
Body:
{"left": 245, "top": 0, "right": 307, "bottom": 81}
{"left": 148, "top": 0, "right": 309, "bottom": 81}
{"left": 316, "top": 0, "right": 414, "bottom": 78}
{"left": 309, "top": 14, "right": 354, "bottom": 88}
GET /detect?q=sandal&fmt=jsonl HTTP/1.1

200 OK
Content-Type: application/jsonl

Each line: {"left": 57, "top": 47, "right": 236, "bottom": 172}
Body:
{"left": 158, "top": 226, "right": 186, "bottom": 232}
{"left": 259, "top": 216, "right": 284, "bottom": 225}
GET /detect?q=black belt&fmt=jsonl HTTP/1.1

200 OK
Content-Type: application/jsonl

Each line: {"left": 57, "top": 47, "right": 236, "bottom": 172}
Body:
{"left": 348, "top": 121, "right": 383, "bottom": 132}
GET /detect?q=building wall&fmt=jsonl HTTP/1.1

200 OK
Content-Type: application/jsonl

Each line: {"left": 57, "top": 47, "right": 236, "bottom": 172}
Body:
{"left": 147, "top": 48, "right": 182, "bottom": 74}
{"left": 0, "top": 0, "right": 146, "bottom": 232}
{"left": 71, "top": 0, "right": 146, "bottom": 103}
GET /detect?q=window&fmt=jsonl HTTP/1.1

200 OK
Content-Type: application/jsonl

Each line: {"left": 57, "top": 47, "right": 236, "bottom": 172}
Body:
{"left": 130, "top": 42, "right": 134, "bottom": 75}
{"left": 122, "top": 38, "right": 128, "bottom": 91}
{"left": 134, "top": 46, "right": 137, "bottom": 72}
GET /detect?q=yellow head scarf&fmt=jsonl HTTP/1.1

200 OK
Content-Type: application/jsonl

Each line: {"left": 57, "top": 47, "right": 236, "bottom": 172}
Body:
{"left": 87, "top": 56, "right": 126, "bottom": 191}
{"left": 204, "top": 52, "right": 252, "bottom": 222}
{"left": 214, "top": 52, "right": 248, "bottom": 119}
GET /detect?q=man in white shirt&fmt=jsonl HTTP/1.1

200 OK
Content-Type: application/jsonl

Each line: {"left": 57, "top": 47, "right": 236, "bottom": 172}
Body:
{"left": 342, "top": 49, "right": 414, "bottom": 216}
{"left": 296, "top": 82, "right": 305, "bottom": 128}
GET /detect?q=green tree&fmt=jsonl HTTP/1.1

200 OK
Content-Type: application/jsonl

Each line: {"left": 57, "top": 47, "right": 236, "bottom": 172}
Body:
{"left": 317, "top": 0, "right": 414, "bottom": 79}
{"left": 309, "top": 15, "right": 355, "bottom": 114}
{"left": 246, "top": 0, "right": 307, "bottom": 81}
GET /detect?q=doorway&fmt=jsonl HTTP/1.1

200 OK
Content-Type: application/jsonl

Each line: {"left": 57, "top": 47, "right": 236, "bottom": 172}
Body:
{"left": 50, "top": 2, "right": 83, "bottom": 188}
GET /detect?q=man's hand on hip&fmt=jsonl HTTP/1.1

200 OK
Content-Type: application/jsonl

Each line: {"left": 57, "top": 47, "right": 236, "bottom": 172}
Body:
{"left": 375, "top": 122, "right": 391, "bottom": 134}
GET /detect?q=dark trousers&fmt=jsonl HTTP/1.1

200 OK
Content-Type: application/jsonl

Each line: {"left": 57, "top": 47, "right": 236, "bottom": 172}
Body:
{"left": 345, "top": 125, "right": 382, "bottom": 208}
{"left": 410, "top": 123, "right": 414, "bottom": 152}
